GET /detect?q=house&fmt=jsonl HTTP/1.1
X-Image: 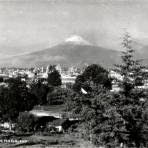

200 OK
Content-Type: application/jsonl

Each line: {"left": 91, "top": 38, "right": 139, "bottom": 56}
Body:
{"left": 47, "top": 119, "right": 68, "bottom": 133}
{"left": 47, "top": 118, "right": 79, "bottom": 133}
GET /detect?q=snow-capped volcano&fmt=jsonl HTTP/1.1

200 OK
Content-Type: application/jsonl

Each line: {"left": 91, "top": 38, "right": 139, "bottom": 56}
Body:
{"left": 0, "top": 34, "right": 121, "bottom": 68}
{"left": 64, "top": 35, "right": 92, "bottom": 45}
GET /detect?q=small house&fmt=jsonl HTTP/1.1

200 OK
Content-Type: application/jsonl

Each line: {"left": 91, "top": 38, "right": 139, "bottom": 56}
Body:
{"left": 47, "top": 119, "right": 66, "bottom": 133}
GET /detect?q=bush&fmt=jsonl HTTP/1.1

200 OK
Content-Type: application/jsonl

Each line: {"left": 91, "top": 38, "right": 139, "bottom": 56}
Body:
{"left": 16, "top": 112, "right": 37, "bottom": 133}
{"left": 0, "top": 77, "right": 38, "bottom": 122}
{"left": 47, "top": 87, "right": 67, "bottom": 105}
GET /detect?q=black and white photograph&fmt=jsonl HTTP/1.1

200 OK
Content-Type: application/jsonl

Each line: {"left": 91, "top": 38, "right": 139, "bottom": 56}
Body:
{"left": 0, "top": 0, "right": 148, "bottom": 147}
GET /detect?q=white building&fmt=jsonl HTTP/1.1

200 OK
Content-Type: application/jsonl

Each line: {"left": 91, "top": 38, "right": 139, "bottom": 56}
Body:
{"left": 61, "top": 74, "right": 76, "bottom": 85}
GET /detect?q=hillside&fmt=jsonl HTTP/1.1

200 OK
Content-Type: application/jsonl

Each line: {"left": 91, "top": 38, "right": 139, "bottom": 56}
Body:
{"left": 2, "top": 35, "right": 148, "bottom": 68}
{"left": 0, "top": 43, "right": 121, "bottom": 68}
{"left": 0, "top": 35, "right": 122, "bottom": 68}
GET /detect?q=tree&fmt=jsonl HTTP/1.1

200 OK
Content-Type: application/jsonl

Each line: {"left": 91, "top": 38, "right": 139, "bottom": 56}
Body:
{"left": 112, "top": 32, "right": 148, "bottom": 147}
{"left": 73, "top": 74, "right": 91, "bottom": 92}
{"left": 47, "top": 87, "right": 67, "bottom": 105}
{"left": 0, "top": 77, "right": 3, "bottom": 82}
{"left": 73, "top": 64, "right": 112, "bottom": 92}
{"left": 64, "top": 85, "right": 119, "bottom": 146}
{"left": 47, "top": 69, "right": 62, "bottom": 87}
{"left": 17, "top": 112, "right": 37, "bottom": 132}
{"left": 48, "top": 65, "right": 56, "bottom": 72}
{"left": 64, "top": 33, "right": 148, "bottom": 147}
{"left": 115, "top": 33, "right": 147, "bottom": 96}
{"left": 0, "top": 77, "right": 38, "bottom": 122}
{"left": 30, "top": 78, "right": 49, "bottom": 105}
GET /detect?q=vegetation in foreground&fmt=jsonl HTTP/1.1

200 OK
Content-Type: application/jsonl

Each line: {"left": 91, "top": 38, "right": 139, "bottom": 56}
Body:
{"left": 64, "top": 33, "right": 148, "bottom": 148}
{"left": 0, "top": 33, "right": 148, "bottom": 148}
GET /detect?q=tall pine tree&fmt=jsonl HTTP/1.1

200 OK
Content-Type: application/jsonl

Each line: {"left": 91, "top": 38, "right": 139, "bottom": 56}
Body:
{"left": 115, "top": 32, "right": 147, "bottom": 96}
{"left": 113, "top": 32, "right": 148, "bottom": 147}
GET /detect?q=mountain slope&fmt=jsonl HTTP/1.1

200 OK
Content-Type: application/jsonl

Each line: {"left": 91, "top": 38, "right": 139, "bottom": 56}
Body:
{"left": 0, "top": 43, "right": 121, "bottom": 68}
{"left": 0, "top": 35, "right": 119, "bottom": 67}
{"left": 2, "top": 35, "right": 148, "bottom": 68}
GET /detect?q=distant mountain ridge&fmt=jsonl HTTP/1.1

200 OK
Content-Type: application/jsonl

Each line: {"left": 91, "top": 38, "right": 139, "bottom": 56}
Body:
{"left": 1, "top": 35, "right": 148, "bottom": 68}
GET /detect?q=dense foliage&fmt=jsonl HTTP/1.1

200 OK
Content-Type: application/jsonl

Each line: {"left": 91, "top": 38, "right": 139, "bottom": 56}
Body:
{"left": 65, "top": 33, "right": 148, "bottom": 147}
{"left": 47, "top": 87, "right": 67, "bottom": 105}
{"left": 47, "top": 69, "right": 62, "bottom": 87}
{"left": 0, "top": 77, "right": 37, "bottom": 122}
{"left": 30, "top": 78, "right": 49, "bottom": 105}
{"left": 112, "top": 33, "right": 148, "bottom": 147}
{"left": 17, "top": 112, "right": 37, "bottom": 132}
{"left": 73, "top": 64, "right": 112, "bottom": 92}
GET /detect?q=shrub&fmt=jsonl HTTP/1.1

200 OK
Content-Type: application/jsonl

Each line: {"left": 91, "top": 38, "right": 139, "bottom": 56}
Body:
{"left": 16, "top": 112, "right": 37, "bottom": 133}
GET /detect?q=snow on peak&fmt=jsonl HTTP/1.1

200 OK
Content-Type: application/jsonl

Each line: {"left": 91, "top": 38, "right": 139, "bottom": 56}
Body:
{"left": 65, "top": 35, "right": 92, "bottom": 45}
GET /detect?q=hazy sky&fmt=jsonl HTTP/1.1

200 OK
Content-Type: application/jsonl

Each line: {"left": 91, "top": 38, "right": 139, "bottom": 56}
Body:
{"left": 0, "top": 0, "right": 148, "bottom": 58}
